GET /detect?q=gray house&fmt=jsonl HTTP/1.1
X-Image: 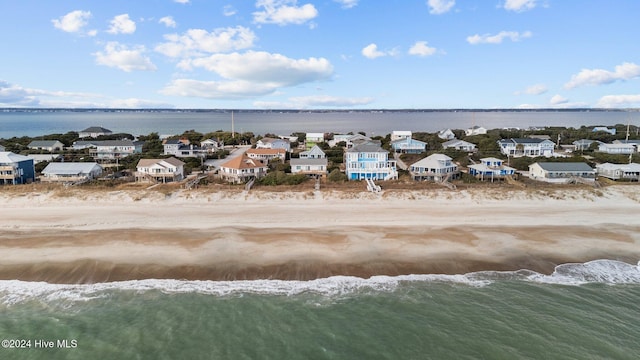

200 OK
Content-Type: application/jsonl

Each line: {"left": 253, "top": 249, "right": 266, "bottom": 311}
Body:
{"left": 28, "top": 140, "right": 64, "bottom": 152}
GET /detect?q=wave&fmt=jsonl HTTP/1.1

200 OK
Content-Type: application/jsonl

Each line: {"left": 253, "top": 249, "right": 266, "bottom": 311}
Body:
{"left": 1, "top": 259, "right": 638, "bottom": 305}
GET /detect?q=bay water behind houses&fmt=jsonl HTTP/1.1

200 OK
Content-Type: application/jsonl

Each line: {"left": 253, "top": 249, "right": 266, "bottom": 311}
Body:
{"left": 0, "top": 109, "right": 637, "bottom": 139}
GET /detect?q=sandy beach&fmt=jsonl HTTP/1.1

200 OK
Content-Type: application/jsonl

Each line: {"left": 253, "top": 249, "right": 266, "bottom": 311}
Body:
{"left": 1, "top": 185, "right": 639, "bottom": 283}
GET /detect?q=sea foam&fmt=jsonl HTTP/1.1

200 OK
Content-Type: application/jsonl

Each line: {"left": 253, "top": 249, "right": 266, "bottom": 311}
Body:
{"left": 0, "top": 259, "right": 638, "bottom": 305}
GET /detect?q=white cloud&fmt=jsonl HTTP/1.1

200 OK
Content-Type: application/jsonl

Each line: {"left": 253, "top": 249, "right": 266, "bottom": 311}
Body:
{"left": 428, "top": 0, "right": 455, "bottom": 15}
{"left": 596, "top": 94, "right": 640, "bottom": 108}
{"left": 0, "top": 80, "right": 101, "bottom": 107}
{"left": 183, "top": 51, "right": 333, "bottom": 85}
{"left": 549, "top": 94, "right": 568, "bottom": 105}
{"left": 254, "top": 95, "right": 373, "bottom": 108}
{"left": 253, "top": 0, "right": 318, "bottom": 26}
{"left": 408, "top": 41, "right": 437, "bottom": 57}
{"left": 161, "top": 51, "right": 333, "bottom": 100}
{"left": 108, "top": 98, "right": 175, "bottom": 108}
{"left": 52, "top": 10, "right": 92, "bottom": 33}
{"left": 362, "top": 43, "right": 388, "bottom": 59}
{"left": 334, "top": 0, "right": 358, "bottom": 9}
{"left": 159, "top": 16, "right": 177, "bottom": 28}
{"left": 223, "top": 5, "right": 237, "bottom": 16}
{"left": 515, "top": 84, "right": 548, "bottom": 95}
{"left": 466, "top": 31, "right": 532, "bottom": 45}
{"left": 107, "top": 14, "right": 136, "bottom": 35}
{"left": 503, "top": 0, "right": 536, "bottom": 12}
{"left": 155, "top": 26, "right": 256, "bottom": 58}
{"left": 564, "top": 62, "right": 640, "bottom": 89}
{"left": 93, "top": 42, "right": 157, "bottom": 72}
{"left": 174, "top": 0, "right": 190, "bottom": 3}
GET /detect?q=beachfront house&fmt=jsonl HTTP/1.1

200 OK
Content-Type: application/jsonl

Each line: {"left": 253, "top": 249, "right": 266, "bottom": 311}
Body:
{"left": 391, "top": 131, "right": 412, "bottom": 142}
{"left": 344, "top": 142, "right": 397, "bottom": 181}
{"left": 498, "top": 138, "right": 555, "bottom": 157}
{"left": 256, "top": 137, "right": 291, "bottom": 152}
{"left": 41, "top": 162, "right": 102, "bottom": 183}
{"left": 596, "top": 163, "right": 640, "bottom": 181}
{"left": 597, "top": 143, "right": 636, "bottom": 155}
{"left": 465, "top": 126, "right": 487, "bottom": 136}
{"left": 613, "top": 140, "right": 640, "bottom": 151}
{"left": 0, "top": 151, "right": 35, "bottom": 185}
{"left": 79, "top": 126, "right": 113, "bottom": 138}
{"left": 219, "top": 155, "right": 268, "bottom": 184}
{"left": 442, "top": 139, "right": 477, "bottom": 152}
{"left": 27, "top": 140, "right": 64, "bottom": 152}
{"left": 245, "top": 148, "right": 287, "bottom": 163}
{"left": 468, "top": 157, "right": 516, "bottom": 181}
{"left": 409, "top": 154, "right": 459, "bottom": 182}
{"left": 299, "top": 145, "right": 326, "bottom": 159}
{"left": 91, "top": 140, "right": 140, "bottom": 160}
{"left": 200, "top": 139, "right": 221, "bottom": 151}
{"left": 135, "top": 157, "right": 185, "bottom": 183}
{"left": 438, "top": 129, "right": 456, "bottom": 140}
{"left": 290, "top": 158, "right": 328, "bottom": 178}
{"left": 391, "top": 137, "right": 427, "bottom": 154}
{"left": 528, "top": 162, "right": 595, "bottom": 182}
{"left": 305, "top": 133, "right": 325, "bottom": 150}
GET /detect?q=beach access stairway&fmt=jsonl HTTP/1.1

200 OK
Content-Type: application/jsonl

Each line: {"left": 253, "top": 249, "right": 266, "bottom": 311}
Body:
{"left": 567, "top": 176, "right": 601, "bottom": 188}
{"left": 438, "top": 173, "right": 456, "bottom": 190}
{"left": 183, "top": 174, "right": 208, "bottom": 190}
{"left": 366, "top": 178, "right": 381, "bottom": 193}
{"left": 245, "top": 177, "right": 256, "bottom": 191}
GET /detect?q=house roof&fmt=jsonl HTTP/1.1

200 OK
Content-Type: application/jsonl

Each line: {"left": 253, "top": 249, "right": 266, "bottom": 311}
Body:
{"left": 0, "top": 151, "right": 32, "bottom": 163}
{"left": 28, "top": 140, "right": 62, "bottom": 147}
{"left": 614, "top": 140, "right": 640, "bottom": 145}
{"left": 300, "top": 145, "right": 326, "bottom": 156}
{"left": 96, "top": 140, "right": 135, "bottom": 147}
{"left": 480, "top": 157, "right": 504, "bottom": 163}
{"left": 411, "top": 154, "right": 453, "bottom": 168}
{"left": 596, "top": 162, "right": 640, "bottom": 171}
{"left": 246, "top": 148, "right": 286, "bottom": 155}
{"left": 573, "top": 139, "right": 597, "bottom": 145}
{"left": 73, "top": 141, "right": 99, "bottom": 147}
{"left": 137, "top": 157, "right": 185, "bottom": 168}
{"left": 531, "top": 162, "right": 594, "bottom": 172}
{"left": 221, "top": 155, "right": 266, "bottom": 170}
{"left": 347, "top": 142, "right": 386, "bottom": 153}
{"left": 290, "top": 158, "right": 328, "bottom": 166}
{"left": 163, "top": 139, "right": 182, "bottom": 145}
{"left": 259, "top": 137, "right": 288, "bottom": 144}
{"left": 391, "top": 138, "right": 427, "bottom": 146}
{"left": 392, "top": 130, "right": 412, "bottom": 136}
{"left": 501, "top": 138, "right": 551, "bottom": 144}
{"left": 80, "top": 126, "right": 112, "bottom": 133}
{"left": 42, "top": 162, "right": 101, "bottom": 175}
{"left": 442, "top": 139, "right": 475, "bottom": 147}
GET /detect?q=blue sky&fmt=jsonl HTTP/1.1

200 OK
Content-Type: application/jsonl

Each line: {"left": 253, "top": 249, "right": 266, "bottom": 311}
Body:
{"left": 1, "top": 0, "right": 639, "bottom": 109}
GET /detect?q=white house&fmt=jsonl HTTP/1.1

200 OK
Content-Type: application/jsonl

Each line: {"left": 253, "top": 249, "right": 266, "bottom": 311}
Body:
{"left": 135, "top": 157, "right": 185, "bottom": 183}
{"left": 409, "top": 154, "right": 459, "bottom": 181}
{"left": 41, "top": 162, "right": 102, "bottom": 183}
{"left": 79, "top": 126, "right": 113, "bottom": 138}
{"left": 391, "top": 130, "right": 412, "bottom": 142}
{"left": 465, "top": 126, "right": 487, "bottom": 136}
{"left": 498, "top": 138, "right": 555, "bottom": 157}
{"left": 163, "top": 139, "right": 206, "bottom": 158}
{"left": 290, "top": 158, "right": 328, "bottom": 177}
{"left": 597, "top": 143, "right": 636, "bottom": 155}
{"left": 219, "top": 155, "right": 268, "bottom": 184}
{"left": 299, "top": 145, "right": 326, "bottom": 159}
{"left": 613, "top": 140, "right": 640, "bottom": 150}
{"left": 596, "top": 163, "right": 640, "bottom": 181}
{"left": 328, "top": 133, "right": 372, "bottom": 148}
{"left": 200, "top": 139, "right": 221, "bottom": 151}
{"left": 344, "top": 142, "right": 397, "bottom": 181}
{"left": 91, "top": 140, "right": 139, "bottom": 160}
{"left": 305, "top": 133, "right": 325, "bottom": 150}
{"left": 391, "top": 138, "right": 427, "bottom": 154}
{"left": 27, "top": 140, "right": 64, "bottom": 152}
{"left": 256, "top": 137, "right": 291, "bottom": 152}
{"left": 441, "top": 139, "right": 477, "bottom": 152}
{"left": 468, "top": 157, "right": 516, "bottom": 181}
{"left": 572, "top": 139, "right": 598, "bottom": 151}
{"left": 245, "top": 148, "right": 287, "bottom": 163}
{"left": 438, "top": 129, "right": 456, "bottom": 140}
{"left": 528, "top": 162, "right": 595, "bottom": 182}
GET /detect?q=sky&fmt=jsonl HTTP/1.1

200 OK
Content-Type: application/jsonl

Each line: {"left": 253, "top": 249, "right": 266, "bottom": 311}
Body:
{"left": 1, "top": 0, "right": 639, "bottom": 109}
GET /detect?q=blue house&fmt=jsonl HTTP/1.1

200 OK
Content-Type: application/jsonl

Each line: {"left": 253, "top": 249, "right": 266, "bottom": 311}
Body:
{"left": 391, "top": 137, "right": 427, "bottom": 154}
{"left": 344, "top": 142, "right": 398, "bottom": 181}
{"left": 0, "top": 151, "right": 35, "bottom": 185}
{"left": 467, "top": 157, "right": 515, "bottom": 181}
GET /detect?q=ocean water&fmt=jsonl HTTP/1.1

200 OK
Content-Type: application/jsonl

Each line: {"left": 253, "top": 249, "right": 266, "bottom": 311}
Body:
{"left": 1, "top": 260, "right": 639, "bottom": 359}
{"left": 0, "top": 110, "right": 637, "bottom": 139}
